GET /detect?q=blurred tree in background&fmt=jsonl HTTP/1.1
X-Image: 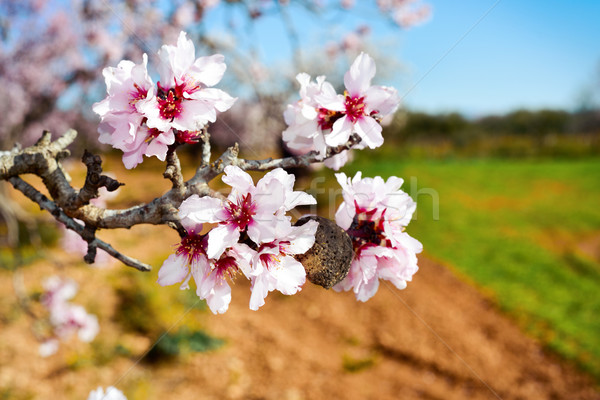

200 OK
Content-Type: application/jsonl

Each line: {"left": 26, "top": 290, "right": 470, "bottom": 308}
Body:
{"left": 0, "top": 0, "right": 430, "bottom": 152}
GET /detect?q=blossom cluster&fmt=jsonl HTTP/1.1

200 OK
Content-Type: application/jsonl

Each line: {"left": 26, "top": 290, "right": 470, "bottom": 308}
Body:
{"left": 333, "top": 172, "right": 422, "bottom": 301}
{"left": 91, "top": 31, "right": 422, "bottom": 314}
{"left": 282, "top": 52, "right": 400, "bottom": 170}
{"left": 39, "top": 276, "right": 99, "bottom": 357}
{"left": 93, "top": 31, "right": 236, "bottom": 168}
{"left": 157, "top": 166, "right": 318, "bottom": 314}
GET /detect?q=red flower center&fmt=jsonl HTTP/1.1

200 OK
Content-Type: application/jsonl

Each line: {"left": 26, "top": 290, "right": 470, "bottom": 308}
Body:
{"left": 177, "top": 231, "right": 207, "bottom": 263}
{"left": 317, "top": 107, "right": 343, "bottom": 131}
{"left": 211, "top": 255, "right": 239, "bottom": 279}
{"left": 346, "top": 201, "right": 392, "bottom": 253}
{"left": 146, "top": 127, "right": 162, "bottom": 142}
{"left": 224, "top": 193, "right": 257, "bottom": 230}
{"left": 259, "top": 253, "right": 279, "bottom": 270}
{"left": 175, "top": 130, "right": 202, "bottom": 144}
{"left": 344, "top": 94, "right": 366, "bottom": 123}
{"left": 128, "top": 83, "right": 148, "bottom": 112}
{"left": 257, "top": 241, "right": 290, "bottom": 270}
{"left": 157, "top": 81, "right": 186, "bottom": 121}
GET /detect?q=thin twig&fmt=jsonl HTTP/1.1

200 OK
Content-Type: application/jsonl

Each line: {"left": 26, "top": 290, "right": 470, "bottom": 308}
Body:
{"left": 8, "top": 176, "right": 151, "bottom": 272}
{"left": 237, "top": 133, "right": 361, "bottom": 171}
{"left": 75, "top": 150, "right": 123, "bottom": 208}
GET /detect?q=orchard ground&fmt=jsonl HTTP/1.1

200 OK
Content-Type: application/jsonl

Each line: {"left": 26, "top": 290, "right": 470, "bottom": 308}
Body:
{"left": 0, "top": 151, "right": 599, "bottom": 399}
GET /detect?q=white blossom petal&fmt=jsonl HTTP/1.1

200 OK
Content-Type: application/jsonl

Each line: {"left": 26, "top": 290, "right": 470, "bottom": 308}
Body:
{"left": 285, "top": 220, "right": 318, "bottom": 254}
{"left": 355, "top": 116, "right": 383, "bottom": 148}
{"left": 157, "top": 254, "right": 190, "bottom": 286}
{"left": 223, "top": 165, "right": 255, "bottom": 195}
{"left": 206, "top": 224, "right": 239, "bottom": 259}
{"left": 344, "top": 52, "right": 376, "bottom": 96}
{"left": 249, "top": 274, "right": 269, "bottom": 311}
{"left": 326, "top": 115, "right": 353, "bottom": 146}
{"left": 179, "top": 194, "right": 226, "bottom": 225}
{"left": 273, "top": 256, "right": 306, "bottom": 295}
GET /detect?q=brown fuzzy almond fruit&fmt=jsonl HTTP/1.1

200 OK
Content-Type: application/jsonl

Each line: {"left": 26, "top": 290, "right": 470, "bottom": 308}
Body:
{"left": 294, "top": 215, "right": 354, "bottom": 289}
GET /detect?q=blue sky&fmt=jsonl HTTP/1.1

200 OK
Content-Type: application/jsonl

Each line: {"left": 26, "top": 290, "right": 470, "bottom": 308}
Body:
{"left": 206, "top": 0, "right": 600, "bottom": 116}
{"left": 398, "top": 0, "right": 600, "bottom": 115}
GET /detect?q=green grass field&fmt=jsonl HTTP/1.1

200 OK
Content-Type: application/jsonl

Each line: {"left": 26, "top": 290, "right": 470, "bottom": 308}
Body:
{"left": 326, "top": 150, "right": 600, "bottom": 379}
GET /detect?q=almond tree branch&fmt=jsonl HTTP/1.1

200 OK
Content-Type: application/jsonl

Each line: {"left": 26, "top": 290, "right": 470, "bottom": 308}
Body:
{"left": 7, "top": 176, "right": 151, "bottom": 272}
{"left": 163, "top": 149, "right": 185, "bottom": 191}
{"left": 75, "top": 150, "right": 124, "bottom": 208}
{"left": 1, "top": 129, "right": 360, "bottom": 271}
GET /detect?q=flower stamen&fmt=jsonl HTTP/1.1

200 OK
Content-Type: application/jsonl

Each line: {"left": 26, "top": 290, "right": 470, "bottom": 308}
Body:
{"left": 157, "top": 81, "right": 185, "bottom": 121}
{"left": 344, "top": 92, "right": 367, "bottom": 123}
{"left": 176, "top": 231, "right": 207, "bottom": 263}
{"left": 224, "top": 193, "right": 257, "bottom": 230}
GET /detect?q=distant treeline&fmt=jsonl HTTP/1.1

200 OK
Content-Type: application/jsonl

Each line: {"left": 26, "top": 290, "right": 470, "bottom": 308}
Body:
{"left": 386, "top": 109, "right": 600, "bottom": 158}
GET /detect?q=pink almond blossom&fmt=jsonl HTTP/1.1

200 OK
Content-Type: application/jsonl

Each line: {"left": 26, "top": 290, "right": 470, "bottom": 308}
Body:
{"left": 282, "top": 72, "right": 354, "bottom": 171}
{"left": 41, "top": 276, "right": 78, "bottom": 309}
{"left": 94, "top": 31, "right": 235, "bottom": 169}
{"left": 282, "top": 73, "right": 335, "bottom": 159}
{"left": 245, "top": 221, "right": 318, "bottom": 310}
{"left": 157, "top": 200, "right": 251, "bottom": 314}
{"left": 39, "top": 276, "right": 99, "bottom": 356}
{"left": 93, "top": 54, "right": 171, "bottom": 169}
{"left": 140, "top": 31, "right": 236, "bottom": 133}
{"left": 159, "top": 168, "right": 317, "bottom": 313}
{"left": 282, "top": 53, "right": 399, "bottom": 170}
{"left": 317, "top": 52, "right": 400, "bottom": 149}
{"left": 333, "top": 172, "right": 422, "bottom": 301}
{"left": 49, "top": 302, "right": 100, "bottom": 343}
{"left": 119, "top": 125, "right": 175, "bottom": 169}
{"left": 178, "top": 165, "right": 316, "bottom": 259}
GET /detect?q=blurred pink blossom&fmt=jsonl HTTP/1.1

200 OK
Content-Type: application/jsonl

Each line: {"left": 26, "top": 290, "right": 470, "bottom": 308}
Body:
{"left": 39, "top": 276, "right": 99, "bottom": 356}
{"left": 199, "top": 0, "right": 221, "bottom": 9}
{"left": 87, "top": 386, "right": 127, "bottom": 400}
{"left": 376, "top": 0, "right": 431, "bottom": 28}
{"left": 340, "top": 0, "right": 355, "bottom": 9}
{"left": 59, "top": 185, "right": 118, "bottom": 266}
{"left": 173, "top": 2, "right": 197, "bottom": 27}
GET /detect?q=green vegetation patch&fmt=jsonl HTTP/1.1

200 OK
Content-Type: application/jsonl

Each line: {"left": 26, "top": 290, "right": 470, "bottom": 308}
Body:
{"left": 146, "top": 328, "right": 224, "bottom": 363}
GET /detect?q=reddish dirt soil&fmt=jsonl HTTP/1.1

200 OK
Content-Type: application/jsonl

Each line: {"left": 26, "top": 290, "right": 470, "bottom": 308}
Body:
{"left": 1, "top": 252, "right": 599, "bottom": 400}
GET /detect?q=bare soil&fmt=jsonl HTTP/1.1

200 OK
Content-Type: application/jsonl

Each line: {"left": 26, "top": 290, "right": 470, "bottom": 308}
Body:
{"left": 1, "top": 251, "right": 599, "bottom": 400}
